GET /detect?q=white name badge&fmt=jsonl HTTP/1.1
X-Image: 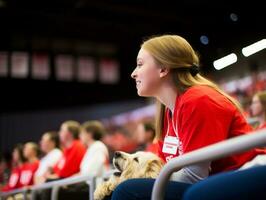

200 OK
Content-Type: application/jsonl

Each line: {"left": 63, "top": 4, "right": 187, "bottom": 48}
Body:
{"left": 162, "top": 136, "right": 179, "bottom": 155}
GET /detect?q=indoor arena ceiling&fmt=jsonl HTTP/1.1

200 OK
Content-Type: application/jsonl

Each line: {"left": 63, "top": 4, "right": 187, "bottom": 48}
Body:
{"left": 0, "top": 0, "right": 265, "bottom": 112}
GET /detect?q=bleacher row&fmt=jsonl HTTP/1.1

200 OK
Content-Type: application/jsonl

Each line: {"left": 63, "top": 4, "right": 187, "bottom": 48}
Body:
{"left": 1, "top": 129, "right": 266, "bottom": 200}
{"left": 0, "top": 169, "right": 116, "bottom": 200}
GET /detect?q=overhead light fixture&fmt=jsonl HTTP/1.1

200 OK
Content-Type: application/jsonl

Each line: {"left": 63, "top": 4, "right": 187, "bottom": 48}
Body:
{"left": 230, "top": 13, "right": 238, "bottom": 22}
{"left": 200, "top": 35, "right": 209, "bottom": 45}
{"left": 242, "top": 39, "right": 266, "bottom": 57}
{"left": 0, "top": 0, "right": 6, "bottom": 7}
{"left": 213, "top": 53, "right": 237, "bottom": 70}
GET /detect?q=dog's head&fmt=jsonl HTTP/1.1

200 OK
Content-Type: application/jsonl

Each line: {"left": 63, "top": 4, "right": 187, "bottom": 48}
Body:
{"left": 113, "top": 151, "right": 164, "bottom": 179}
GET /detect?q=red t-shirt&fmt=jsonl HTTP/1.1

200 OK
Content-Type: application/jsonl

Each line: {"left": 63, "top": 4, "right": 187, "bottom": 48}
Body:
{"left": 53, "top": 140, "right": 86, "bottom": 178}
{"left": 158, "top": 85, "right": 259, "bottom": 174}
{"left": 19, "top": 160, "right": 39, "bottom": 187}
{"left": 1, "top": 166, "right": 21, "bottom": 191}
{"left": 145, "top": 142, "right": 159, "bottom": 155}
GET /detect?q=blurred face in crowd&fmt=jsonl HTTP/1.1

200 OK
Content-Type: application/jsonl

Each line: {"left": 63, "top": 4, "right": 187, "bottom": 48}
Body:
{"left": 131, "top": 48, "right": 165, "bottom": 97}
{"left": 79, "top": 129, "right": 93, "bottom": 146}
{"left": 23, "top": 143, "right": 36, "bottom": 159}
{"left": 250, "top": 95, "right": 264, "bottom": 117}
{"left": 12, "top": 148, "right": 20, "bottom": 163}
{"left": 40, "top": 133, "right": 54, "bottom": 153}
{"left": 136, "top": 124, "right": 147, "bottom": 144}
{"left": 59, "top": 123, "right": 71, "bottom": 145}
{"left": 136, "top": 123, "right": 153, "bottom": 144}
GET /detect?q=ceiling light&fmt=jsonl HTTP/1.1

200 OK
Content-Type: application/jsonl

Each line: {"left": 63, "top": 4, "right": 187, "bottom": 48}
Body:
{"left": 242, "top": 39, "right": 266, "bottom": 57}
{"left": 213, "top": 53, "right": 237, "bottom": 70}
{"left": 200, "top": 35, "right": 209, "bottom": 45}
{"left": 230, "top": 13, "right": 238, "bottom": 22}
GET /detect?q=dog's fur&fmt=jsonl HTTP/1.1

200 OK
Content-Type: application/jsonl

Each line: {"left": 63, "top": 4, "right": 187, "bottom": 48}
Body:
{"left": 94, "top": 151, "right": 164, "bottom": 200}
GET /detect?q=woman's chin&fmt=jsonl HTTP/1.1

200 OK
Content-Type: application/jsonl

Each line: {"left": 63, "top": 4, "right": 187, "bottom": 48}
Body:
{"left": 137, "top": 89, "right": 151, "bottom": 97}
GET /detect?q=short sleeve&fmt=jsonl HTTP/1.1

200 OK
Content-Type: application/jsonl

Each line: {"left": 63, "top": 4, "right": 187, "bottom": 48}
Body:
{"left": 178, "top": 95, "right": 233, "bottom": 154}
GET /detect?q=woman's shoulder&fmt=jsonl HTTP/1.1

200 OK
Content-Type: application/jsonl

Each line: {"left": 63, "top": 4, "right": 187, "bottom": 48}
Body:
{"left": 181, "top": 85, "right": 219, "bottom": 102}
{"left": 180, "top": 85, "right": 235, "bottom": 110}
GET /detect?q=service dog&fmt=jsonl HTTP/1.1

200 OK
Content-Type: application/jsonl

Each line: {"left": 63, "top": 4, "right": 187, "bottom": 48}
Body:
{"left": 94, "top": 151, "right": 164, "bottom": 200}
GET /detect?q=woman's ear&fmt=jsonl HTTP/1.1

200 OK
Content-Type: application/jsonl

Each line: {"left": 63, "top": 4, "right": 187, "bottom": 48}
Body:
{"left": 159, "top": 67, "right": 170, "bottom": 78}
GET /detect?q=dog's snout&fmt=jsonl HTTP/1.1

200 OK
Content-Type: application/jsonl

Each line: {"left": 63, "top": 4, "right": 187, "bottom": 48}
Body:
{"left": 114, "top": 151, "right": 121, "bottom": 158}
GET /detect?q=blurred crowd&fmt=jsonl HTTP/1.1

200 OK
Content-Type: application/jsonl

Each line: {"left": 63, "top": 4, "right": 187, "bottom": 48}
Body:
{"left": 0, "top": 77, "right": 265, "bottom": 198}
{"left": 0, "top": 118, "right": 157, "bottom": 196}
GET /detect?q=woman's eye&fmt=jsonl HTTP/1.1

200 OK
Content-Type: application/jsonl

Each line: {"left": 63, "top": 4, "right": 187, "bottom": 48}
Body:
{"left": 133, "top": 157, "right": 139, "bottom": 162}
{"left": 137, "top": 63, "right": 142, "bottom": 68}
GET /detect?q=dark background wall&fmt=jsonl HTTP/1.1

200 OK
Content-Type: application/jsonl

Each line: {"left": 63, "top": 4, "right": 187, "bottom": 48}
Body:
{"left": 0, "top": 0, "right": 265, "bottom": 153}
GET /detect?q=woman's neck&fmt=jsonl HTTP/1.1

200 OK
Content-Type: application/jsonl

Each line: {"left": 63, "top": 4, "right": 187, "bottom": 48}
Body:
{"left": 28, "top": 156, "right": 38, "bottom": 163}
{"left": 156, "top": 83, "right": 178, "bottom": 114}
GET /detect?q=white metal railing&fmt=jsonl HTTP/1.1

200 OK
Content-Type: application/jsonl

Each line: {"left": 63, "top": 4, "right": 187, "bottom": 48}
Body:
{"left": 0, "top": 187, "right": 28, "bottom": 200}
{"left": 0, "top": 168, "right": 117, "bottom": 200}
{"left": 152, "top": 128, "right": 266, "bottom": 200}
{"left": 31, "top": 174, "right": 96, "bottom": 200}
{"left": 0, "top": 174, "right": 95, "bottom": 200}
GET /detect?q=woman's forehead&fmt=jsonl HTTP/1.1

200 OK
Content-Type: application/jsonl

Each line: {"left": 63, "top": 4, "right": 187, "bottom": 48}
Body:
{"left": 137, "top": 48, "right": 151, "bottom": 61}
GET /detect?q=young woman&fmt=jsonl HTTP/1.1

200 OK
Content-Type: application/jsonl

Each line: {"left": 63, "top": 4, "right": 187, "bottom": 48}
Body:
{"left": 105, "top": 35, "right": 260, "bottom": 200}
{"left": 1, "top": 144, "right": 26, "bottom": 191}
{"left": 19, "top": 142, "right": 40, "bottom": 187}
{"left": 34, "top": 131, "right": 62, "bottom": 185}
{"left": 250, "top": 91, "right": 266, "bottom": 129}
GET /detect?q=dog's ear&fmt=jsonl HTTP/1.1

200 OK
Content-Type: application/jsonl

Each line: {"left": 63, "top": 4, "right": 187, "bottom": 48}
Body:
{"left": 120, "top": 164, "right": 136, "bottom": 180}
{"left": 141, "top": 159, "right": 164, "bottom": 178}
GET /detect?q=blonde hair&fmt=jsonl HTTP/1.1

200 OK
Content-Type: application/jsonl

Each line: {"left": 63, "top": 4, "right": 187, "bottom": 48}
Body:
{"left": 141, "top": 35, "right": 242, "bottom": 139}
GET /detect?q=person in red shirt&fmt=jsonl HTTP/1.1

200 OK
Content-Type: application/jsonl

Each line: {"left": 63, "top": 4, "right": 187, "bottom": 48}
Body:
{"left": 250, "top": 91, "right": 266, "bottom": 130}
{"left": 1, "top": 144, "right": 26, "bottom": 191}
{"left": 44, "top": 120, "right": 86, "bottom": 180}
{"left": 104, "top": 35, "right": 263, "bottom": 200}
{"left": 36, "top": 121, "right": 86, "bottom": 200}
{"left": 19, "top": 142, "right": 40, "bottom": 188}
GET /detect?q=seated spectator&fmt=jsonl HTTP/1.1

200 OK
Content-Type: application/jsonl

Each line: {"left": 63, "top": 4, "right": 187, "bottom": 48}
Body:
{"left": 103, "top": 126, "right": 138, "bottom": 161}
{"left": 0, "top": 152, "right": 11, "bottom": 188}
{"left": 182, "top": 165, "right": 266, "bottom": 200}
{"left": 57, "top": 120, "right": 110, "bottom": 200}
{"left": 1, "top": 144, "right": 26, "bottom": 191}
{"left": 182, "top": 91, "right": 266, "bottom": 200}
{"left": 135, "top": 121, "right": 159, "bottom": 154}
{"left": 239, "top": 91, "right": 266, "bottom": 169}
{"left": 250, "top": 90, "right": 266, "bottom": 129}
{"left": 34, "top": 131, "right": 62, "bottom": 185}
{"left": 19, "top": 142, "right": 40, "bottom": 188}
{"left": 35, "top": 121, "right": 86, "bottom": 200}
{"left": 78, "top": 120, "right": 109, "bottom": 177}
{"left": 44, "top": 120, "right": 86, "bottom": 181}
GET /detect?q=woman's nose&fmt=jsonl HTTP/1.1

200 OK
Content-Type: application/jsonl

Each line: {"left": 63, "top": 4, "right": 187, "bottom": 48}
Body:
{"left": 131, "top": 68, "right": 137, "bottom": 79}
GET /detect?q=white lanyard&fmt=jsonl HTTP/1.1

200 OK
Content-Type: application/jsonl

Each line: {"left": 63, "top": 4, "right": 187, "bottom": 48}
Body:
{"left": 162, "top": 110, "right": 179, "bottom": 155}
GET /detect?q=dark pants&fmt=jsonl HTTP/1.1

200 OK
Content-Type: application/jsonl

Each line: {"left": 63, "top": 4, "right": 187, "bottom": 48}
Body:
{"left": 183, "top": 166, "right": 266, "bottom": 200}
{"left": 103, "top": 178, "right": 191, "bottom": 200}
{"left": 35, "top": 182, "right": 89, "bottom": 200}
{"left": 58, "top": 182, "right": 89, "bottom": 200}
